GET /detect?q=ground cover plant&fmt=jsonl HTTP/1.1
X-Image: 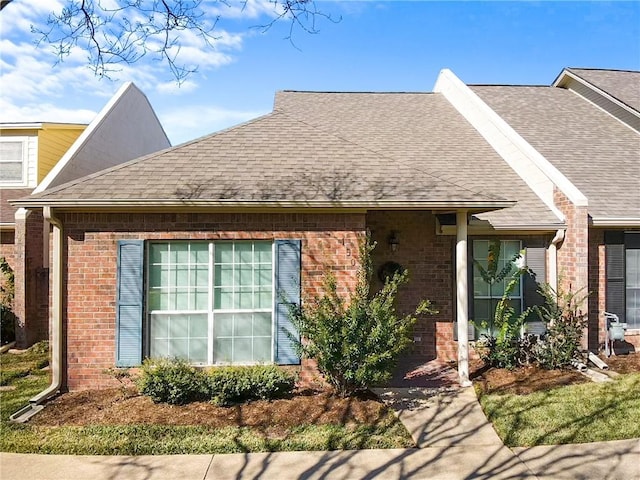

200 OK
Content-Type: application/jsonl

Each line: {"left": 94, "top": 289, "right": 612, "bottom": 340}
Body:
{"left": 473, "top": 353, "right": 640, "bottom": 446}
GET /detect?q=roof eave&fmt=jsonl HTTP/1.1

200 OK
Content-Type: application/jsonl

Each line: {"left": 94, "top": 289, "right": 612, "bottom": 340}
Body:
{"left": 10, "top": 198, "right": 516, "bottom": 212}
{"left": 590, "top": 217, "right": 640, "bottom": 227}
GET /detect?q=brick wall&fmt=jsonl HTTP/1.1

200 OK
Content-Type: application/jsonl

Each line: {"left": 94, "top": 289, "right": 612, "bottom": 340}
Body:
{"left": 554, "top": 188, "right": 590, "bottom": 349}
{"left": 367, "top": 211, "right": 456, "bottom": 361}
{"left": 59, "top": 211, "right": 365, "bottom": 390}
{"left": 589, "top": 227, "right": 640, "bottom": 352}
{"left": 12, "top": 210, "right": 49, "bottom": 348}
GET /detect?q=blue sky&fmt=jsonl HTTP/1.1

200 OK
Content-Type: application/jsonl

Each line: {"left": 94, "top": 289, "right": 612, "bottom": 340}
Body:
{"left": 1, "top": 1, "right": 639, "bottom": 145}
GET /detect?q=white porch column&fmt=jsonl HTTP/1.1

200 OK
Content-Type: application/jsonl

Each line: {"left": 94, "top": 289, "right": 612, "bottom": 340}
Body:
{"left": 456, "top": 210, "right": 472, "bottom": 387}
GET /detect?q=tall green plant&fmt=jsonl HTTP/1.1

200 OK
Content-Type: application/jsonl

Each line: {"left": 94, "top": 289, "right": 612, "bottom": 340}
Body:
{"left": 474, "top": 243, "right": 533, "bottom": 369}
{"left": 533, "top": 283, "right": 588, "bottom": 369}
{"left": 288, "top": 239, "right": 436, "bottom": 397}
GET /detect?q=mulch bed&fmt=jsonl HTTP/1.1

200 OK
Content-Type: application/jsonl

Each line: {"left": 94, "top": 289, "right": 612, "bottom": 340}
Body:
{"left": 29, "top": 352, "right": 640, "bottom": 425}
{"left": 31, "top": 388, "right": 391, "bottom": 429}
{"left": 471, "top": 351, "right": 640, "bottom": 395}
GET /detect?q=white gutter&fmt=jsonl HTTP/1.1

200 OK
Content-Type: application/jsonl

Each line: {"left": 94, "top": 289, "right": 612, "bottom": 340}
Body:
{"left": 11, "top": 198, "right": 516, "bottom": 210}
{"left": 590, "top": 218, "right": 640, "bottom": 227}
{"left": 10, "top": 207, "right": 63, "bottom": 423}
{"left": 548, "top": 228, "right": 565, "bottom": 294}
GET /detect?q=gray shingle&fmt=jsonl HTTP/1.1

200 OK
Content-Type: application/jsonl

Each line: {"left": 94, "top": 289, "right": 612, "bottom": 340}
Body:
{"left": 472, "top": 85, "right": 640, "bottom": 221}
{"left": 568, "top": 68, "right": 640, "bottom": 113}
{"left": 20, "top": 92, "right": 563, "bottom": 228}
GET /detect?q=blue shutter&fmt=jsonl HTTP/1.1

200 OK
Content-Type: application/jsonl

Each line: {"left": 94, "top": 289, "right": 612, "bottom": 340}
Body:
{"left": 116, "top": 240, "right": 144, "bottom": 367}
{"left": 275, "top": 239, "right": 301, "bottom": 365}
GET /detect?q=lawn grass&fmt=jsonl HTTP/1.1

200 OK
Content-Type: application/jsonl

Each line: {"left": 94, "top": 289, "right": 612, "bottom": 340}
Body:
{"left": 477, "top": 373, "right": 640, "bottom": 447}
{"left": 0, "top": 341, "right": 49, "bottom": 386}
{"left": 0, "top": 344, "right": 413, "bottom": 454}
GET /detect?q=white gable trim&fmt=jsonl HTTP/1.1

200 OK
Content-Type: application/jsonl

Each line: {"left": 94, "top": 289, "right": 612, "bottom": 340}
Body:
{"left": 553, "top": 69, "right": 640, "bottom": 132}
{"left": 434, "top": 69, "right": 588, "bottom": 217}
{"left": 33, "top": 83, "right": 170, "bottom": 194}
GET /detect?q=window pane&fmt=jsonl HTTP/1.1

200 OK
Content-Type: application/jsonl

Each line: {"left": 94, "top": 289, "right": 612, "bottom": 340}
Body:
{"left": 257, "top": 289, "right": 272, "bottom": 309}
{"left": 234, "top": 313, "right": 253, "bottom": 336}
{"left": 253, "top": 337, "right": 271, "bottom": 363}
{"left": 238, "top": 266, "right": 252, "bottom": 286}
{"left": 254, "top": 242, "right": 272, "bottom": 264}
{"left": 170, "top": 338, "right": 189, "bottom": 358}
{"left": 214, "top": 287, "right": 233, "bottom": 309}
{"left": 215, "top": 265, "right": 233, "bottom": 287}
{"left": 189, "top": 338, "right": 208, "bottom": 364}
{"left": 215, "top": 338, "right": 232, "bottom": 363}
{"left": 254, "top": 313, "right": 272, "bottom": 336}
{"left": 215, "top": 313, "right": 233, "bottom": 337}
{"left": 190, "top": 243, "right": 209, "bottom": 263}
{"left": 150, "top": 243, "right": 169, "bottom": 264}
{"left": 0, "top": 162, "right": 22, "bottom": 182}
{"left": 234, "top": 338, "right": 252, "bottom": 363}
{"left": 215, "top": 243, "right": 233, "bottom": 264}
{"left": 235, "top": 243, "right": 253, "bottom": 264}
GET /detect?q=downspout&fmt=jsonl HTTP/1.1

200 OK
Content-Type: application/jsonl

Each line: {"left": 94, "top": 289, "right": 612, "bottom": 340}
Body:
{"left": 548, "top": 229, "right": 565, "bottom": 293}
{"left": 10, "top": 207, "right": 63, "bottom": 423}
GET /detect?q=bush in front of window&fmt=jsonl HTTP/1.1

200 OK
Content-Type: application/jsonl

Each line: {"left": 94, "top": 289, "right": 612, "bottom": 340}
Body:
{"left": 137, "top": 359, "right": 296, "bottom": 406}
{"left": 288, "top": 238, "right": 437, "bottom": 397}
{"left": 533, "top": 283, "right": 589, "bottom": 369}
{"left": 137, "top": 357, "right": 209, "bottom": 405}
{"left": 207, "top": 365, "right": 296, "bottom": 406}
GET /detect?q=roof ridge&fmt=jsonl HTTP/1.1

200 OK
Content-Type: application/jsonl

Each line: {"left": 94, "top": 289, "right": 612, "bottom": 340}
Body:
{"left": 567, "top": 67, "right": 640, "bottom": 74}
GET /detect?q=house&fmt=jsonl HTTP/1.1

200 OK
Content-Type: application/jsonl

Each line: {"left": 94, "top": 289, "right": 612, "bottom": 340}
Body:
{"left": 10, "top": 67, "right": 639, "bottom": 394}
{"left": 1, "top": 83, "right": 171, "bottom": 347}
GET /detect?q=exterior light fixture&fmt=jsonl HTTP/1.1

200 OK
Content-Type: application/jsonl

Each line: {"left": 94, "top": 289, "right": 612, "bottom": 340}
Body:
{"left": 388, "top": 231, "right": 399, "bottom": 252}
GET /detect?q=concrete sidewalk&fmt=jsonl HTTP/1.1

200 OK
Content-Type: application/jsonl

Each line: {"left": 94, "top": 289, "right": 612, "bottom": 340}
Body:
{"left": 1, "top": 385, "right": 638, "bottom": 479}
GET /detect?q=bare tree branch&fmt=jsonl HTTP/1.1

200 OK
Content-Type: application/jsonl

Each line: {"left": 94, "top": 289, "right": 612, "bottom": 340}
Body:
{"left": 9, "top": 0, "right": 336, "bottom": 84}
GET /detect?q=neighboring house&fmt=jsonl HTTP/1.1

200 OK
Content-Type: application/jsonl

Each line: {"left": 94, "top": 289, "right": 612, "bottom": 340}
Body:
{"left": 11, "top": 67, "right": 639, "bottom": 393}
{"left": 2, "top": 83, "right": 171, "bottom": 347}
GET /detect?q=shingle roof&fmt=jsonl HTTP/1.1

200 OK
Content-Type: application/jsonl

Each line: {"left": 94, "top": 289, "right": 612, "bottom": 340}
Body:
{"left": 1, "top": 188, "right": 32, "bottom": 225}
{"left": 567, "top": 68, "right": 640, "bottom": 113}
{"left": 274, "top": 92, "right": 561, "bottom": 228}
{"left": 471, "top": 85, "right": 640, "bottom": 221}
{"left": 17, "top": 91, "right": 562, "bottom": 228}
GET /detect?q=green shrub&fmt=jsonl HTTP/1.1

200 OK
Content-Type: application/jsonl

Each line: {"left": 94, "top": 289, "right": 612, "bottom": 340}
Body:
{"left": 0, "top": 257, "right": 16, "bottom": 345}
{"left": 208, "top": 365, "right": 296, "bottom": 406}
{"left": 534, "top": 284, "right": 588, "bottom": 369}
{"left": 288, "top": 238, "right": 435, "bottom": 397}
{"left": 137, "top": 359, "right": 296, "bottom": 406}
{"left": 137, "top": 358, "right": 208, "bottom": 405}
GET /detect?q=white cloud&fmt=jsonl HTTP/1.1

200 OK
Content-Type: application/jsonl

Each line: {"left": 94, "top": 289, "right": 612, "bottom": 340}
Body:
{"left": 0, "top": 97, "right": 97, "bottom": 124}
{"left": 158, "top": 104, "right": 267, "bottom": 145}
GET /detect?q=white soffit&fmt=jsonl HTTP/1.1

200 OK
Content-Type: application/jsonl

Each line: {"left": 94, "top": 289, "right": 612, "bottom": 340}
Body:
{"left": 434, "top": 69, "right": 588, "bottom": 218}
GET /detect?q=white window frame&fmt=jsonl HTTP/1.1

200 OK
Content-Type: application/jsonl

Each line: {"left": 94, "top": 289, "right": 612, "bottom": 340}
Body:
{"left": 472, "top": 239, "right": 523, "bottom": 336}
{"left": 0, "top": 136, "right": 28, "bottom": 186}
{"left": 146, "top": 240, "right": 275, "bottom": 366}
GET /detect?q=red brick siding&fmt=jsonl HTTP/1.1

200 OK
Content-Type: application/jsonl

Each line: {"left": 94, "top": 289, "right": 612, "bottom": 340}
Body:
{"left": 59, "top": 212, "right": 365, "bottom": 390}
{"left": 589, "top": 227, "right": 640, "bottom": 351}
{"left": 11, "top": 210, "right": 49, "bottom": 347}
{"left": 554, "top": 188, "right": 590, "bottom": 348}
{"left": 367, "top": 211, "right": 454, "bottom": 360}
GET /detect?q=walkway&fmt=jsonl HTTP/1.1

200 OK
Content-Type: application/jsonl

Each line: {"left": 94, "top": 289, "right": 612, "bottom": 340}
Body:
{"left": 1, "top": 359, "right": 639, "bottom": 479}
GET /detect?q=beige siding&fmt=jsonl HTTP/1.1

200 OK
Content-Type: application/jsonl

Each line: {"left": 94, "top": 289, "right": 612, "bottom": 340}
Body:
{"left": 37, "top": 126, "right": 85, "bottom": 182}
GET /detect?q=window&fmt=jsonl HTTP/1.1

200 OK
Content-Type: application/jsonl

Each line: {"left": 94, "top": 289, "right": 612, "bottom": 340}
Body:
{"left": 627, "top": 248, "right": 640, "bottom": 329}
{"left": 147, "top": 241, "right": 274, "bottom": 365}
{"left": 472, "top": 239, "right": 523, "bottom": 336}
{"left": 606, "top": 232, "right": 640, "bottom": 330}
{"left": 0, "top": 138, "right": 27, "bottom": 184}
